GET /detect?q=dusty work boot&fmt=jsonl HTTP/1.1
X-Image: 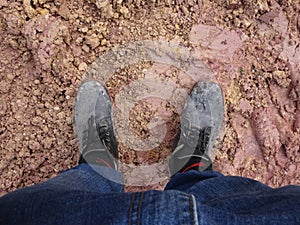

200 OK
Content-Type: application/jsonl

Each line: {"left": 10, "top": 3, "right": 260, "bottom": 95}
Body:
{"left": 75, "top": 80, "right": 118, "bottom": 170}
{"left": 169, "top": 81, "right": 224, "bottom": 176}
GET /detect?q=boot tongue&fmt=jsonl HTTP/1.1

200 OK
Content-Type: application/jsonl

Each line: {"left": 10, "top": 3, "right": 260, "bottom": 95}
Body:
{"left": 96, "top": 118, "right": 119, "bottom": 159}
{"left": 194, "top": 127, "right": 212, "bottom": 156}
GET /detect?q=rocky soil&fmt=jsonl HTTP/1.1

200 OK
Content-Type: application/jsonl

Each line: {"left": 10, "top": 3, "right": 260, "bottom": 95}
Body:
{"left": 0, "top": 0, "right": 300, "bottom": 195}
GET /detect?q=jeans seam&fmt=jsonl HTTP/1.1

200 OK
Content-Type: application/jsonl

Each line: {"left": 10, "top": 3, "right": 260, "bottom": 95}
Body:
{"left": 137, "top": 192, "right": 144, "bottom": 225}
{"left": 189, "top": 194, "right": 198, "bottom": 225}
{"left": 128, "top": 193, "right": 136, "bottom": 225}
{"left": 189, "top": 195, "right": 194, "bottom": 224}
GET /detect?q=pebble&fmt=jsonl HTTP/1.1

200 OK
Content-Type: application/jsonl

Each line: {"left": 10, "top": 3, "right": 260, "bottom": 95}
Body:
{"left": 81, "top": 27, "right": 88, "bottom": 33}
{"left": 103, "top": 4, "right": 114, "bottom": 18}
{"left": 82, "top": 44, "right": 90, "bottom": 53}
{"left": 78, "top": 62, "right": 88, "bottom": 71}
{"left": 101, "top": 39, "right": 107, "bottom": 46}
{"left": 34, "top": 79, "right": 40, "bottom": 84}
{"left": 120, "top": 6, "right": 129, "bottom": 17}
{"left": 181, "top": 6, "right": 189, "bottom": 16}
{"left": 95, "top": 0, "right": 109, "bottom": 9}
{"left": 75, "top": 37, "right": 83, "bottom": 45}
{"left": 85, "top": 34, "right": 100, "bottom": 49}
{"left": 23, "top": 0, "right": 37, "bottom": 18}
{"left": 7, "top": 74, "right": 15, "bottom": 81}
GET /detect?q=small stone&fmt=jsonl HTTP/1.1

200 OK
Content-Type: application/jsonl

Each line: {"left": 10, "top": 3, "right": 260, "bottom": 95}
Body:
{"left": 82, "top": 44, "right": 90, "bottom": 53}
{"left": 78, "top": 62, "right": 88, "bottom": 71}
{"left": 43, "top": 137, "right": 52, "bottom": 149}
{"left": 66, "top": 117, "right": 72, "bottom": 125}
{"left": 22, "top": 51, "right": 31, "bottom": 62}
{"left": 29, "top": 141, "right": 41, "bottom": 151}
{"left": 95, "top": 0, "right": 109, "bottom": 9}
{"left": 165, "top": 0, "right": 172, "bottom": 6}
{"left": 243, "top": 19, "right": 252, "bottom": 28}
{"left": 38, "top": 0, "right": 47, "bottom": 4}
{"left": 258, "top": 0, "right": 269, "bottom": 11}
{"left": 81, "top": 27, "right": 88, "bottom": 33}
{"left": 113, "top": 12, "right": 119, "bottom": 19}
{"left": 101, "top": 39, "right": 107, "bottom": 46}
{"left": 34, "top": 79, "right": 40, "bottom": 84}
{"left": 42, "top": 125, "right": 49, "bottom": 133}
{"left": 272, "top": 70, "right": 290, "bottom": 87}
{"left": 33, "top": 89, "right": 40, "bottom": 96}
{"left": 7, "top": 74, "right": 15, "bottom": 81}
{"left": 38, "top": 9, "right": 48, "bottom": 15}
{"left": 85, "top": 34, "right": 100, "bottom": 49}
{"left": 75, "top": 37, "right": 83, "bottom": 45}
{"left": 58, "top": 1, "right": 70, "bottom": 19}
{"left": 181, "top": 6, "right": 189, "bottom": 16}
{"left": 23, "top": 0, "right": 37, "bottom": 18}
{"left": 102, "top": 4, "right": 114, "bottom": 18}
{"left": 53, "top": 106, "right": 60, "bottom": 111}
{"left": 120, "top": 6, "right": 129, "bottom": 17}
{"left": 57, "top": 111, "right": 65, "bottom": 119}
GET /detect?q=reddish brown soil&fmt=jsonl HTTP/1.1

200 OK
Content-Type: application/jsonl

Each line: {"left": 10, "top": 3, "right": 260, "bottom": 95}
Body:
{"left": 0, "top": 0, "right": 299, "bottom": 196}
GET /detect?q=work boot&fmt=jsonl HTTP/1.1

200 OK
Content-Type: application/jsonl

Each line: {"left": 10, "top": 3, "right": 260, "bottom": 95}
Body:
{"left": 75, "top": 80, "right": 118, "bottom": 170}
{"left": 169, "top": 81, "right": 224, "bottom": 176}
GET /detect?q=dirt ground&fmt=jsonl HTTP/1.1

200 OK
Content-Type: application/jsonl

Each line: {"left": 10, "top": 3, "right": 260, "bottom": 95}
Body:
{"left": 1, "top": 0, "right": 300, "bottom": 196}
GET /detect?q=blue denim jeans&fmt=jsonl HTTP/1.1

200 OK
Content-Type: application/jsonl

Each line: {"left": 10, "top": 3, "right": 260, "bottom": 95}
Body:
{"left": 1, "top": 164, "right": 300, "bottom": 225}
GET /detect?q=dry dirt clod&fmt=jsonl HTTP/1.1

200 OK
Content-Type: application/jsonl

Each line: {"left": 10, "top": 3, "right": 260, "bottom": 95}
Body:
{"left": 95, "top": 0, "right": 109, "bottom": 9}
{"left": 58, "top": 1, "right": 70, "bottom": 20}
{"left": 82, "top": 44, "right": 90, "bottom": 53}
{"left": 272, "top": 70, "right": 291, "bottom": 88}
{"left": 181, "top": 6, "right": 189, "bottom": 16}
{"left": 85, "top": 34, "right": 100, "bottom": 49}
{"left": 78, "top": 62, "right": 88, "bottom": 71}
{"left": 102, "top": 3, "right": 114, "bottom": 18}
{"left": 120, "top": 6, "right": 129, "bottom": 17}
{"left": 23, "top": 0, "right": 38, "bottom": 18}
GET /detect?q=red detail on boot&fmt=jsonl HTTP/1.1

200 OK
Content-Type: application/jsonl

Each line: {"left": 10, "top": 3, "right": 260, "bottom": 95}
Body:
{"left": 182, "top": 162, "right": 206, "bottom": 173}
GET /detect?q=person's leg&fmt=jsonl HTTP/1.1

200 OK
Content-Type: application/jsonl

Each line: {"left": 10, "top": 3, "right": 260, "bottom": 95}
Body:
{"left": 0, "top": 163, "right": 123, "bottom": 205}
{"left": 169, "top": 81, "right": 224, "bottom": 176}
{"left": 23, "top": 163, "right": 124, "bottom": 193}
{"left": 165, "top": 170, "right": 300, "bottom": 224}
{"left": 25, "top": 79, "right": 124, "bottom": 193}
{"left": 166, "top": 81, "right": 300, "bottom": 224}
{"left": 0, "top": 80, "right": 126, "bottom": 224}
{"left": 0, "top": 164, "right": 128, "bottom": 225}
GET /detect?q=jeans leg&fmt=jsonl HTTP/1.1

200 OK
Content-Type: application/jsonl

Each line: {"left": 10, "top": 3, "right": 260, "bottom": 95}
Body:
{"left": 165, "top": 170, "right": 300, "bottom": 224}
{"left": 13, "top": 163, "right": 124, "bottom": 194}
{"left": 0, "top": 164, "right": 125, "bottom": 225}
